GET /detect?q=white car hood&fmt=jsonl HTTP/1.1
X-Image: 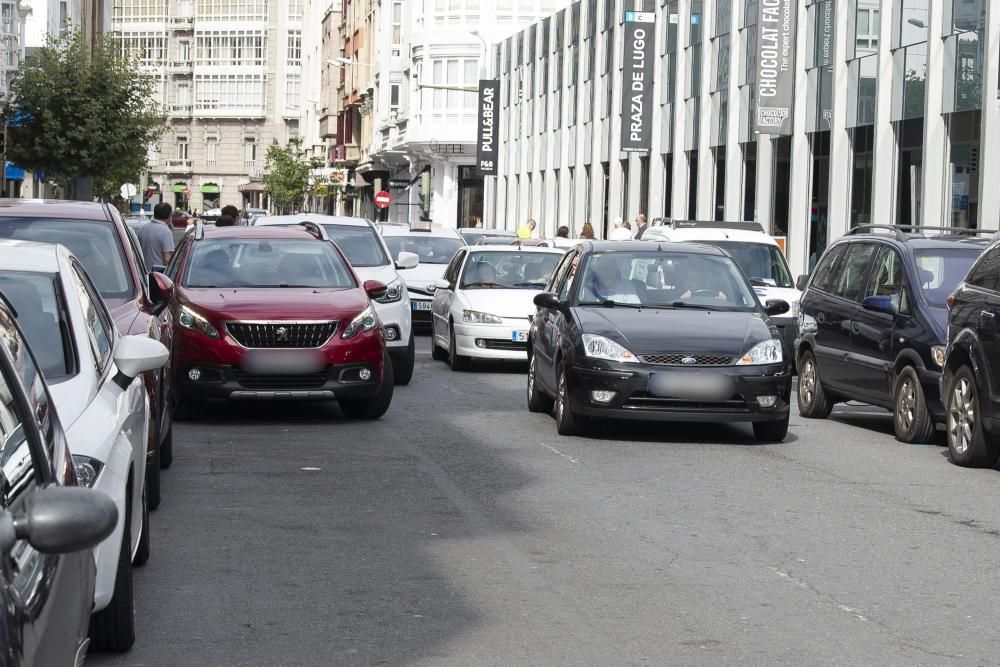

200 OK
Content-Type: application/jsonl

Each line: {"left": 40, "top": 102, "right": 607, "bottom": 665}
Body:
{"left": 48, "top": 375, "right": 93, "bottom": 434}
{"left": 353, "top": 263, "right": 399, "bottom": 287}
{"left": 461, "top": 289, "right": 541, "bottom": 320}
{"left": 400, "top": 263, "right": 448, "bottom": 293}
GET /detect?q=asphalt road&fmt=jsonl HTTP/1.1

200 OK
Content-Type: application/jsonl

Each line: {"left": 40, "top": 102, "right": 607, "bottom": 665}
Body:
{"left": 92, "top": 335, "right": 1000, "bottom": 666}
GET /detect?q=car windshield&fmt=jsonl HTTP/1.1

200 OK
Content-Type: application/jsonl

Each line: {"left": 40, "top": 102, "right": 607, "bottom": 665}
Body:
{"left": 184, "top": 239, "right": 357, "bottom": 288}
{"left": 0, "top": 272, "right": 73, "bottom": 378}
{"left": 696, "top": 241, "right": 793, "bottom": 288}
{"left": 322, "top": 224, "right": 389, "bottom": 267}
{"left": 576, "top": 251, "right": 758, "bottom": 310}
{"left": 914, "top": 248, "right": 982, "bottom": 307}
{"left": 0, "top": 218, "right": 134, "bottom": 300}
{"left": 384, "top": 235, "right": 462, "bottom": 265}
{"left": 461, "top": 252, "right": 561, "bottom": 289}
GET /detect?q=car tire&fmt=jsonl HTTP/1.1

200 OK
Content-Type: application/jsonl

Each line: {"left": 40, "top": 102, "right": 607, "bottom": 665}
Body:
{"left": 133, "top": 487, "right": 150, "bottom": 567}
{"left": 753, "top": 416, "right": 789, "bottom": 443}
{"left": 527, "top": 353, "right": 554, "bottom": 413}
{"left": 146, "top": 449, "right": 161, "bottom": 511}
{"left": 431, "top": 337, "right": 448, "bottom": 361}
{"left": 946, "top": 365, "right": 1000, "bottom": 467}
{"left": 797, "top": 350, "right": 833, "bottom": 419}
{"left": 89, "top": 495, "right": 136, "bottom": 652}
{"left": 448, "top": 324, "right": 469, "bottom": 372}
{"left": 893, "top": 366, "right": 934, "bottom": 444}
{"left": 339, "top": 354, "right": 395, "bottom": 420}
{"left": 393, "top": 333, "right": 415, "bottom": 385}
{"left": 159, "top": 423, "right": 173, "bottom": 469}
{"left": 554, "top": 364, "right": 585, "bottom": 436}
{"left": 174, "top": 398, "right": 204, "bottom": 422}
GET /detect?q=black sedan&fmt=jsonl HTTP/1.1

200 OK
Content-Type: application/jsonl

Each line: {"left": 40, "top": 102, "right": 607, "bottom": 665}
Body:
{"left": 527, "top": 241, "right": 793, "bottom": 441}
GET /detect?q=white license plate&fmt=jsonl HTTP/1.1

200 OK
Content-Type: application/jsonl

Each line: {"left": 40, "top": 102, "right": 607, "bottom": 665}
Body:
{"left": 412, "top": 301, "right": 432, "bottom": 311}
{"left": 648, "top": 373, "right": 732, "bottom": 400}
{"left": 511, "top": 330, "right": 528, "bottom": 342}
{"left": 243, "top": 350, "right": 325, "bottom": 375}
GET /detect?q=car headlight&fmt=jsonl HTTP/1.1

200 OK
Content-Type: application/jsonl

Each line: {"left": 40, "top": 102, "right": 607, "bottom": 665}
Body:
{"left": 932, "top": 345, "right": 946, "bottom": 367}
{"left": 178, "top": 305, "right": 220, "bottom": 339}
{"left": 582, "top": 334, "right": 638, "bottom": 363}
{"left": 375, "top": 278, "right": 403, "bottom": 304}
{"left": 72, "top": 455, "right": 104, "bottom": 488}
{"left": 463, "top": 309, "right": 503, "bottom": 325}
{"left": 737, "top": 339, "right": 784, "bottom": 365}
{"left": 342, "top": 304, "right": 380, "bottom": 339}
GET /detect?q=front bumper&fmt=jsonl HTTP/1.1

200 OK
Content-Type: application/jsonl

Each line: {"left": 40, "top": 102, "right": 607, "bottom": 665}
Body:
{"left": 176, "top": 363, "right": 383, "bottom": 401}
{"left": 454, "top": 320, "right": 532, "bottom": 360}
{"left": 373, "top": 296, "right": 412, "bottom": 347}
{"left": 565, "top": 360, "right": 792, "bottom": 423}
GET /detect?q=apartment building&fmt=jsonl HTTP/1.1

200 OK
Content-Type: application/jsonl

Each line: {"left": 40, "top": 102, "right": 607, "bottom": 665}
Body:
{"left": 333, "top": 0, "right": 574, "bottom": 225}
{"left": 486, "top": 0, "right": 999, "bottom": 276}
{"left": 114, "top": 0, "right": 304, "bottom": 211}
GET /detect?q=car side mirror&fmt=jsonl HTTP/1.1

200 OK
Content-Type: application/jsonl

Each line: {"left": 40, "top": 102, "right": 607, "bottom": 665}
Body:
{"left": 112, "top": 335, "right": 169, "bottom": 387}
{"left": 395, "top": 251, "right": 419, "bottom": 270}
{"left": 534, "top": 292, "right": 565, "bottom": 311}
{"left": 795, "top": 274, "right": 809, "bottom": 291}
{"left": 765, "top": 299, "right": 790, "bottom": 317}
{"left": 0, "top": 487, "right": 117, "bottom": 555}
{"left": 862, "top": 295, "right": 896, "bottom": 315}
{"left": 147, "top": 272, "right": 174, "bottom": 316}
{"left": 151, "top": 264, "right": 167, "bottom": 274}
{"left": 433, "top": 278, "right": 452, "bottom": 291}
{"left": 364, "top": 279, "right": 388, "bottom": 300}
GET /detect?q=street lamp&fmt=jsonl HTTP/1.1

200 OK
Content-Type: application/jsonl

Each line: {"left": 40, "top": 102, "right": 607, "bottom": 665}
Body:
{"left": 907, "top": 18, "right": 926, "bottom": 28}
{"left": 469, "top": 29, "right": 488, "bottom": 78}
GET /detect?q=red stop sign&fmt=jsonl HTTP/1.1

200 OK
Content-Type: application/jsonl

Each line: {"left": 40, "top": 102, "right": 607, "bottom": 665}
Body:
{"left": 374, "top": 190, "right": 391, "bottom": 209}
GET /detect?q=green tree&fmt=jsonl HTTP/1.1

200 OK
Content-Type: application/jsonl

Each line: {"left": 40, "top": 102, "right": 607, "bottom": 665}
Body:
{"left": 6, "top": 30, "right": 165, "bottom": 199}
{"left": 262, "top": 139, "right": 313, "bottom": 213}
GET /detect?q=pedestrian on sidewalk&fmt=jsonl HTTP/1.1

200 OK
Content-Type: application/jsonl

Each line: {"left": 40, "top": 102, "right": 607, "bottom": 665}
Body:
{"left": 610, "top": 218, "right": 633, "bottom": 241}
{"left": 553, "top": 225, "right": 574, "bottom": 248}
{"left": 580, "top": 222, "right": 596, "bottom": 240}
{"left": 634, "top": 213, "right": 649, "bottom": 240}
{"left": 517, "top": 218, "right": 537, "bottom": 239}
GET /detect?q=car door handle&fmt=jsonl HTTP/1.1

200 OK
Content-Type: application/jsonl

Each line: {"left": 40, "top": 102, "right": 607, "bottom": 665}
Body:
{"left": 851, "top": 322, "right": 861, "bottom": 334}
{"left": 981, "top": 310, "right": 995, "bottom": 320}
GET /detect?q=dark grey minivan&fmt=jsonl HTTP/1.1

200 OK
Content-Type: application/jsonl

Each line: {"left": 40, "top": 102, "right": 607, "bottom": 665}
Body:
{"left": 0, "top": 296, "right": 117, "bottom": 666}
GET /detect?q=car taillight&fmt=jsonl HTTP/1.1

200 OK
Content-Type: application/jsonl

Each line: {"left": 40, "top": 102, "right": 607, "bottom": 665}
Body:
{"left": 946, "top": 292, "right": 955, "bottom": 311}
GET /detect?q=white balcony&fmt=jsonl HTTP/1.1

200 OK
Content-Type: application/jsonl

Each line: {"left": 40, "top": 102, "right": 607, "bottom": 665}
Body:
{"left": 163, "top": 159, "right": 192, "bottom": 174}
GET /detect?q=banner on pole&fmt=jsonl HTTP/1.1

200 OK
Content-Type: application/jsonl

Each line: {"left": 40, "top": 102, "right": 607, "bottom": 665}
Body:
{"left": 620, "top": 11, "right": 656, "bottom": 152}
{"left": 475, "top": 79, "right": 499, "bottom": 175}
{"left": 755, "top": 0, "right": 798, "bottom": 135}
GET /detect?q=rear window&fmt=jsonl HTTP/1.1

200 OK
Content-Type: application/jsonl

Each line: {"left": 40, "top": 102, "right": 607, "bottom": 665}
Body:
{"left": 914, "top": 248, "right": 981, "bottom": 307}
{"left": 385, "top": 235, "right": 462, "bottom": 265}
{"left": 0, "top": 218, "right": 133, "bottom": 300}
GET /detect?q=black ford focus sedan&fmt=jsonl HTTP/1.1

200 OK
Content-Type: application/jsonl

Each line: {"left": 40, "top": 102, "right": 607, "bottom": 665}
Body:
{"left": 527, "top": 241, "right": 793, "bottom": 441}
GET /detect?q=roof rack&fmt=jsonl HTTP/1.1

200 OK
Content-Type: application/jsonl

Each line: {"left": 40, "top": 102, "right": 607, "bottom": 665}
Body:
{"left": 668, "top": 220, "right": 766, "bottom": 233}
{"left": 298, "top": 221, "right": 329, "bottom": 241}
{"left": 193, "top": 219, "right": 204, "bottom": 241}
{"left": 846, "top": 224, "right": 996, "bottom": 241}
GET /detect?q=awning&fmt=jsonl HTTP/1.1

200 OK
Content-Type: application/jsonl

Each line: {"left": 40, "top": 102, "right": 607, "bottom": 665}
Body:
{"left": 353, "top": 171, "right": 372, "bottom": 187}
{"left": 200, "top": 182, "right": 220, "bottom": 194}
{"left": 5, "top": 163, "right": 24, "bottom": 181}
{"left": 239, "top": 182, "right": 265, "bottom": 193}
{"left": 172, "top": 182, "right": 188, "bottom": 194}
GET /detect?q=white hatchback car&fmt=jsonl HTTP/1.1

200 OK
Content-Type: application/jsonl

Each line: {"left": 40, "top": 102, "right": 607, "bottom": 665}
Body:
{"left": 642, "top": 220, "right": 801, "bottom": 355}
{"left": 255, "top": 214, "right": 419, "bottom": 384}
{"left": 377, "top": 225, "right": 465, "bottom": 330}
{"left": 0, "top": 240, "right": 169, "bottom": 652}
{"left": 430, "top": 246, "right": 565, "bottom": 369}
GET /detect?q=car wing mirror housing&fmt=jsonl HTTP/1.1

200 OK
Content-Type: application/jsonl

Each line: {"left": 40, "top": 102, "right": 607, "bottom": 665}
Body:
{"left": 534, "top": 292, "right": 565, "bottom": 311}
{"left": 765, "top": 299, "right": 790, "bottom": 317}
{"left": 396, "top": 251, "right": 420, "bottom": 270}
{"left": 112, "top": 335, "right": 169, "bottom": 388}
{"left": 364, "top": 279, "right": 388, "bottom": 301}
{"left": 432, "top": 278, "right": 452, "bottom": 291}
{"left": 0, "top": 487, "right": 117, "bottom": 555}
{"left": 147, "top": 272, "right": 175, "bottom": 316}
{"left": 795, "top": 274, "right": 809, "bottom": 291}
{"left": 862, "top": 295, "right": 896, "bottom": 315}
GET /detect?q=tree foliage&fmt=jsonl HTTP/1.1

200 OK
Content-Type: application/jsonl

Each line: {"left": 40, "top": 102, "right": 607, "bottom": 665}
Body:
{"left": 263, "top": 139, "right": 318, "bottom": 213}
{"left": 7, "top": 30, "right": 165, "bottom": 198}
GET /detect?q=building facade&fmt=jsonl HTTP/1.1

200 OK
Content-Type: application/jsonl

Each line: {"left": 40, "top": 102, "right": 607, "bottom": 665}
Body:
{"left": 335, "top": 0, "right": 575, "bottom": 226}
{"left": 486, "top": 0, "right": 999, "bottom": 276}
{"left": 113, "top": 0, "right": 305, "bottom": 212}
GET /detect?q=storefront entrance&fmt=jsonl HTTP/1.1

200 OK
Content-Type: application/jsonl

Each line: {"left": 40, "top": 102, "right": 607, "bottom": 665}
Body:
{"left": 457, "top": 166, "right": 484, "bottom": 228}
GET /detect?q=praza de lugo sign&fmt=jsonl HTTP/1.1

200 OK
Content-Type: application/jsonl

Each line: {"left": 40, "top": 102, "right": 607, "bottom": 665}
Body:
{"left": 620, "top": 11, "right": 655, "bottom": 152}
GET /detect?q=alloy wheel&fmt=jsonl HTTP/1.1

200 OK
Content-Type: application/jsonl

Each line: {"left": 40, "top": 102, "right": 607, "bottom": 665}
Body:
{"left": 527, "top": 356, "right": 536, "bottom": 403}
{"left": 949, "top": 377, "right": 975, "bottom": 455}
{"left": 556, "top": 370, "right": 566, "bottom": 424}
{"left": 799, "top": 359, "right": 816, "bottom": 406}
{"left": 896, "top": 378, "right": 915, "bottom": 432}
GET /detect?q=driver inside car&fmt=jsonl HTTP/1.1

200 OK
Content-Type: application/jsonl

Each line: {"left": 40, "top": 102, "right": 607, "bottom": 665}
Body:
{"left": 675, "top": 262, "right": 728, "bottom": 301}
{"left": 581, "top": 256, "right": 641, "bottom": 304}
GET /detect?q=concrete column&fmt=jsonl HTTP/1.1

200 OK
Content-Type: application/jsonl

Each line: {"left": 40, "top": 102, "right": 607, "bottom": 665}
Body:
{"left": 921, "top": 0, "right": 948, "bottom": 230}
{"left": 979, "top": 2, "right": 1000, "bottom": 230}
{"left": 647, "top": 2, "right": 666, "bottom": 220}
{"left": 870, "top": 0, "right": 898, "bottom": 226}
{"left": 786, "top": 1, "right": 813, "bottom": 277}
{"left": 826, "top": 0, "right": 852, "bottom": 242}
{"left": 670, "top": 0, "right": 690, "bottom": 219}
{"left": 756, "top": 134, "right": 774, "bottom": 236}
{"left": 723, "top": 3, "right": 743, "bottom": 220}
{"left": 695, "top": 0, "right": 715, "bottom": 220}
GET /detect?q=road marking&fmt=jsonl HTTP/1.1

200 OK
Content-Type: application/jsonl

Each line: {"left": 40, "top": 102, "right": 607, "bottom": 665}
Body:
{"left": 769, "top": 567, "right": 870, "bottom": 622}
{"left": 301, "top": 467, "right": 321, "bottom": 471}
{"left": 540, "top": 442, "right": 580, "bottom": 464}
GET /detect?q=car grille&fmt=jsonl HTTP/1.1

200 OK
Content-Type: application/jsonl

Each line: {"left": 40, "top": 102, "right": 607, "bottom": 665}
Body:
{"left": 625, "top": 393, "right": 749, "bottom": 412}
{"left": 640, "top": 354, "right": 734, "bottom": 366}
{"left": 483, "top": 340, "right": 527, "bottom": 351}
{"left": 234, "top": 369, "right": 330, "bottom": 389}
{"left": 226, "top": 321, "right": 337, "bottom": 349}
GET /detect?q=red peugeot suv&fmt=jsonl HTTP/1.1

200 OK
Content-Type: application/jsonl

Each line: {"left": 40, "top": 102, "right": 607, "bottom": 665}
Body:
{"left": 165, "top": 222, "right": 394, "bottom": 419}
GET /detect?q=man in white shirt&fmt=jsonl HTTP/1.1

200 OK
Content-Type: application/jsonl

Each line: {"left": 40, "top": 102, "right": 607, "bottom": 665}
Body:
{"left": 609, "top": 218, "right": 633, "bottom": 241}
{"left": 580, "top": 256, "right": 641, "bottom": 304}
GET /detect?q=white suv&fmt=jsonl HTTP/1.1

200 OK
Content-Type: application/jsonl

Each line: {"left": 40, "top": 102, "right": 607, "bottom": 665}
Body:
{"left": 377, "top": 225, "right": 465, "bottom": 330}
{"left": 255, "top": 214, "right": 418, "bottom": 385}
{"left": 642, "top": 221, "right": 801, "bottom": 356}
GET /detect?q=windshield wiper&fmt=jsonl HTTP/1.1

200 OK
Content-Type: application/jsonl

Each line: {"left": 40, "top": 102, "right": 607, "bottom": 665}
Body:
{"left": 671, "top": 301, "right": 723, "bottom": 311}
{"left": 512, "top": 281, "right": 547, "bottom": 288}
{"left": 463, "top": 281, "right": 505, "bottom": 288}
{"left": 600, "top": 300, "right": 644, "bottom": 309}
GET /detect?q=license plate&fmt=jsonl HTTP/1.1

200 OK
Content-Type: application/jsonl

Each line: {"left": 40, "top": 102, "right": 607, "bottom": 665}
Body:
{"left": 243, "top": 350, "right": 325, "bottom": 375}
{"left": 511, "top": 330, "right": 528, "bottom": 342}
{"left": 648, "top": 372, "right": 732, "bottom": 400}
{"left": 412, "top": 300, "right": 432, "bottom": 311}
